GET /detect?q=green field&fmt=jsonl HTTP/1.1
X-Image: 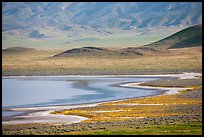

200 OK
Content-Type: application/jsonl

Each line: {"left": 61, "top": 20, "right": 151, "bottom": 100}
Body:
{"left": 2, "top": 29, "right": 178, "bottom": 50}
{"left": 67, "top": 123, "right": 202, "bottom": 135}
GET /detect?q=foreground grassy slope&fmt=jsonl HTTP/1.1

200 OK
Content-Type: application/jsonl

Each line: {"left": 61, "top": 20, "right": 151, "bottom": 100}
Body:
{"left": 2, "top": 47, "right": 202, "bottom": 76}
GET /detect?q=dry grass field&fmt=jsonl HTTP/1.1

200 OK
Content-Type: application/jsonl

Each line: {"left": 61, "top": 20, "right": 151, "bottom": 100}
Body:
{"left": 2, "top": 47, "right": 202, "bottom": 76}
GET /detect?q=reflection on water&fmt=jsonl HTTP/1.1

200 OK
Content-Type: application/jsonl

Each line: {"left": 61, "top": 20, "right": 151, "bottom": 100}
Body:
{"left": 2, "top": 76, "right": 164, "bottom": 117}
{"left": 2, "top": 111, "right": 25, "bottom": 117}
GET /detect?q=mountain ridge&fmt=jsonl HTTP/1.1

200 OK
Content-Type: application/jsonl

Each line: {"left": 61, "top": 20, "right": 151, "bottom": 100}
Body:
{"left": 3, "top": 2, "right": 202, "bottom": 32}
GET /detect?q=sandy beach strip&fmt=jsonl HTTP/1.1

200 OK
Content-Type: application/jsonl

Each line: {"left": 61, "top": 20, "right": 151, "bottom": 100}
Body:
{"left": 120, "top": 82, "right": 189, "bottom": 95}
{"left": 2, "top": 72, "right": 202, "bottom": 125}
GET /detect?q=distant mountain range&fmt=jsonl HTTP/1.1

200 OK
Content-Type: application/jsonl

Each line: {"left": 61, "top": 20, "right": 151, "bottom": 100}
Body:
{"left": 2, "top": 2, "right": 202, "bottom": 32}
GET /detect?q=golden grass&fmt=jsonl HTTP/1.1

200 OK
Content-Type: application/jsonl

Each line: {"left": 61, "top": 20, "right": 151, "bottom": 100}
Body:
{"left": 2, "top": 47, "right": 202, "bottom": 73}
{"left": 52, "top": 86, "right": 202, "bottom": 123}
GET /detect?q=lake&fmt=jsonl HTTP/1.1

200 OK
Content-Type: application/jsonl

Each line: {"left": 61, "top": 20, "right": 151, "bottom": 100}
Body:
{"left": 2, "top": 76, "right": 165, "bottom": 117}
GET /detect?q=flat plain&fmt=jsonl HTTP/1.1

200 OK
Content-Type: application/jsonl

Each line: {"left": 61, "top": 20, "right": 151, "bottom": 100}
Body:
{"left": 2, "top": 46, "right": 202, "bottom": 76}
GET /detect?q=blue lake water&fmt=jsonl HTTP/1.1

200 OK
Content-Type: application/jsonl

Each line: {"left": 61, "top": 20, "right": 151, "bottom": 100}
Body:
{"left": 2, "top": 76, "right": 164, "bottom": 117}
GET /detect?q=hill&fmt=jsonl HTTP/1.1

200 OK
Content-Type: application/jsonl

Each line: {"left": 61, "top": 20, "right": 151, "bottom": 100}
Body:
{"left": 53, "top": 46, "right": 173, "bottom": 57}
{"left": 2, "top": 47, "right": 37, "bottom": 53}
{"left": 53, "top": 46, "right": 143, "bottom": 57}
{"left": 145, "top": 24, "right": 202, "bottom": 50}
{"left": 53, "top": 47, "right": 114, "bottom": 57}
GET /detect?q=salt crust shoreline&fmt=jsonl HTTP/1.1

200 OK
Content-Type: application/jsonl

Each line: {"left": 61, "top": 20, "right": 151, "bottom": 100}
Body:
{"left": 2, "top": 72, "right": 201, "bottom": 79}
{"left": 2, "top": 72, "right": 202, "bottom": 125}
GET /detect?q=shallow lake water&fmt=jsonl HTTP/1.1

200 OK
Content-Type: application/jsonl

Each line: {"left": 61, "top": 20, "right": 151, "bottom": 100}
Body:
{"left": 2, "top": 76, "right": 165, "bottom": 117}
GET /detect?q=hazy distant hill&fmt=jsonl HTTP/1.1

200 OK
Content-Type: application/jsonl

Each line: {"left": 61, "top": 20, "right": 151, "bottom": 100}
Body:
{"left": 2, "top": 2, "right": 202, "bottom": 32}
{"left": 145, "top": 24, "right": 202, "bottom": 49}
{"left": 2, "top": 47, "right": 37, "bottom": 53}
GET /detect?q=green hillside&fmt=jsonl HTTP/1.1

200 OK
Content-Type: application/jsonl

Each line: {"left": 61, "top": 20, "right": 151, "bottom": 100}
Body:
{"left": 170, "top": 33, "right": 202, "bottom": 49}
{"left": 145, "top": 24, "right": 202, "bottom": 49}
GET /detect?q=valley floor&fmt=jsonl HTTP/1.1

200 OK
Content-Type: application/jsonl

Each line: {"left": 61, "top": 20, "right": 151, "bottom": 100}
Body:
{"left": 2, "top": 47, "right": 202, "bottom": 76}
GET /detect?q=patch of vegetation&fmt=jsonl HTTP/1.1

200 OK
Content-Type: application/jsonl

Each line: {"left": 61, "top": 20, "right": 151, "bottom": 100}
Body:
{"left": 67, "top": 123, "right": 202, "bottom": 135}
{"left": 3, "top": 116, "right": 202, "bottom": 135}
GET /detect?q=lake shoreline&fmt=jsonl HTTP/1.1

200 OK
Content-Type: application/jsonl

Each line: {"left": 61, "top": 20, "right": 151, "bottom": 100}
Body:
{"left": 2, "top": 72, "right": 201, "bottom": 125}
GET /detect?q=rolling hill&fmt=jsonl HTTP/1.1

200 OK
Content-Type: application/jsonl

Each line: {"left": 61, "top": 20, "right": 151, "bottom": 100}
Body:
{"left": 53, "top": 46, "right": 173, "bottom": 57}
{"left": 145, "top": 24, "right": 202, "bottom": 50}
